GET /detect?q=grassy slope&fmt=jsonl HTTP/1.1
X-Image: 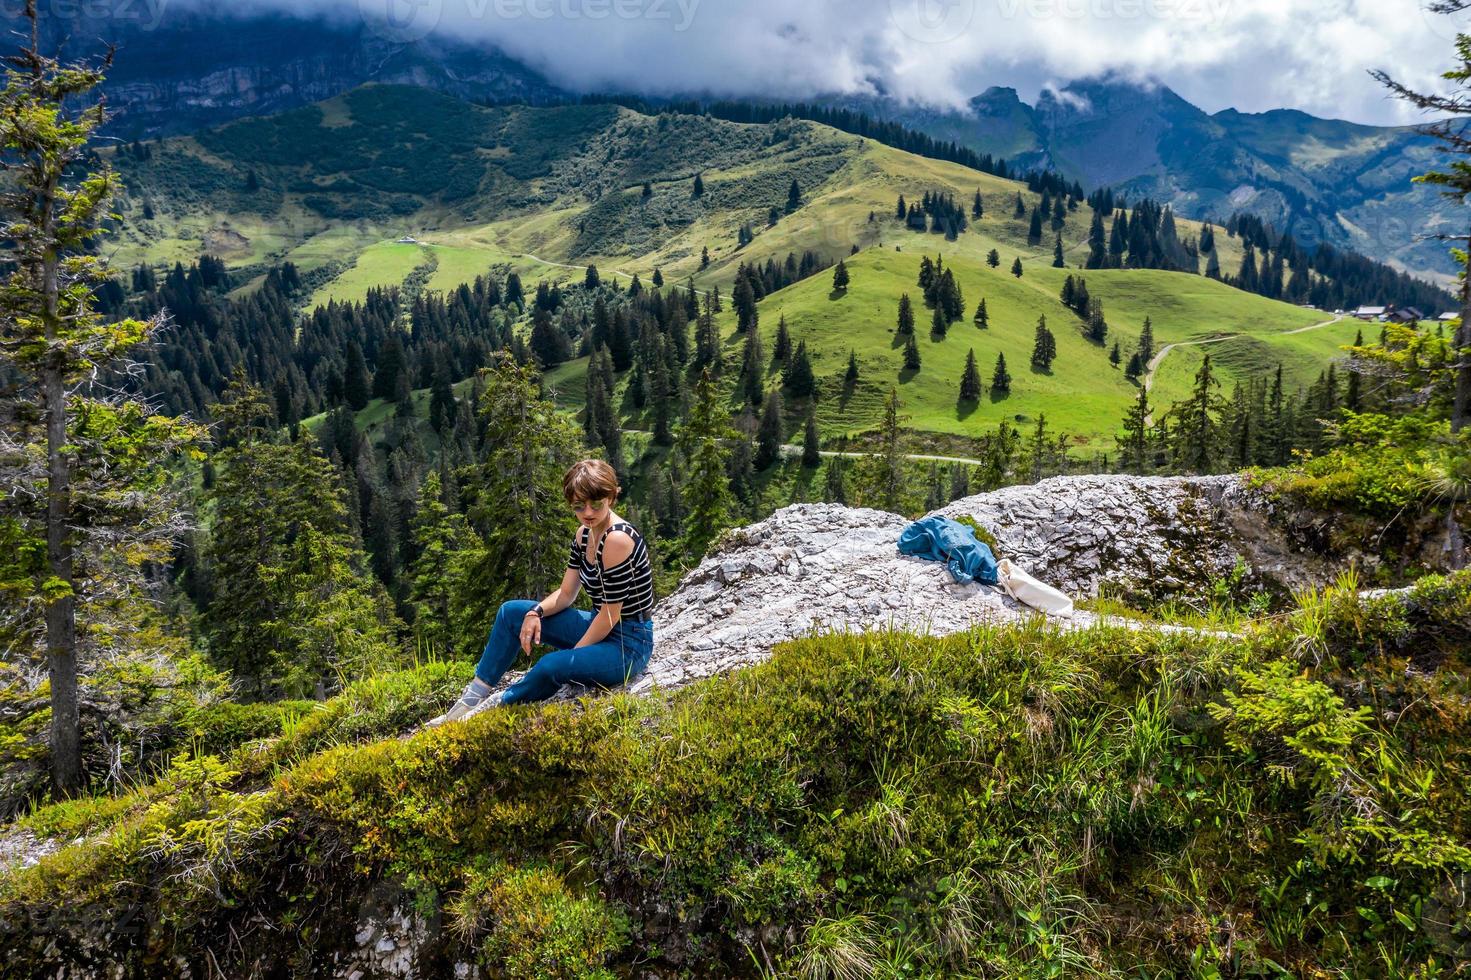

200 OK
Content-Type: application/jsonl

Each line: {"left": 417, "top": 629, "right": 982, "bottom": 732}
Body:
{"left": 107, "top": 84, "right": 1349, "bottom": 449}
{"left": 2, "top": 571, "right": 1468, "bottom": 977}
{"left": 716, "top": 248, "right": 1328, "bottom": 453}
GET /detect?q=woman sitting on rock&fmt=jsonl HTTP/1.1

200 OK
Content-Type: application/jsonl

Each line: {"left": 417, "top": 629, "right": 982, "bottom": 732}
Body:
{"left": 428, "top": 459, "right": 656, "bottom": 726}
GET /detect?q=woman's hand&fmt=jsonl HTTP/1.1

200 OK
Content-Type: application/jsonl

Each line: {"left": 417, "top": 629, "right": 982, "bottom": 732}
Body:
{"left": 520, "top": 611, "right": 542, "bottom": 654}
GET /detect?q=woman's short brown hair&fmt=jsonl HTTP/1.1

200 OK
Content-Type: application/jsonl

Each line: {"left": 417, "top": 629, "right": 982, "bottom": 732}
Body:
{"left": 563, "top": 459, "right": 621, "bottom": 505}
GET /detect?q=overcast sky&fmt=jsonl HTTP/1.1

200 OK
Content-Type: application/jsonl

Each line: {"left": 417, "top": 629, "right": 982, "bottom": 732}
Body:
{"left": 173, "top": 0, "right": 1460, "bottom": 126}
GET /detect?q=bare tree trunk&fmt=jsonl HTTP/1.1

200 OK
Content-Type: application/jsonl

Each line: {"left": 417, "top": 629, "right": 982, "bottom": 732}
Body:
{"left": 1454, "top": 230, "right": 1471, "bottom": 433}
{"left": 41, "top": 208, "right": 81, "bottom": 796}
{"left": 44, "top": 364, "right": 80, "bottom": 796}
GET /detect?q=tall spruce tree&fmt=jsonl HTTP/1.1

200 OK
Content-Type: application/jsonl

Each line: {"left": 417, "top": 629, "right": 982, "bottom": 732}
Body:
{"left": 741, "top": 319, "right": 765, "bottom": 406}
{"left": 457, "top": 354, "right": 583, "bottom": 640}
{"left": 1373, "top": 33, "right": 1471, "bottom": 431}
{"left": 755, "top": 389, "right": 785, "bottom": 470}
{"left": 959, "top": 348, "right": 983, "bottom": 401}
{"left": 802, "top": 411, "right": 821, "bottom": 467}
{"left": 679, "top": 368, "right": 738, "bottom": 555}
{"left": 0, "top": 14, "right": 208, "bottom": 793}
{"left": 832, "top": 260, "right": 850, "bottom": 292}
{"left": 1031, "top": 316, "right": 1056, "bottom": 371}
{"left": 871, "top": 387, "right": 906, "bottom": 512}
{"left": 1117, "top": 385, "right": 1151, "bottom": 474}
{"left": 1170, "top": 353, "right": 1223, "bottom": 473}
{"left": 992, "top": 352, "right": 1012, "bottom": 393}
{"left": 898, "top": 293, "right": 916, "bottom": 334}
{"left": 408, "top": 471, "right": 481, "bottom": 658}
{"left": 783, "top": 339, "right": 815, "bottom": 397}
{"left": 903, "top": 332, "right": 922, "bottom": 370}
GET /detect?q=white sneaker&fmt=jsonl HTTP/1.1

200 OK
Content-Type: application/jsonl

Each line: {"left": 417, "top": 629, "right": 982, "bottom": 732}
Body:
{"left": 424, "top": 679, "right": 498, "bottom": 728}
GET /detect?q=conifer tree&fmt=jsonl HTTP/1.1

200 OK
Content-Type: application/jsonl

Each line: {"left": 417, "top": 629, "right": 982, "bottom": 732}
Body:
{"left": 1011, "top": 256, "right": 1024, "bottom": 277}
{"left": 408, "top": 471, "right": 481, "bottom": 657}
{"left": 1086, "top": 297, "right": 1108, "bottom": 344}
{"left": 609, "top": 309, "right": 634, "bottom": 371}
{"left": 741, "top": 320, "right": 765, "bottom": 406}
{"left": 845, "top": 349, "right": 859, "bottom": 385}
{"left": 1117, "top": 385, "right": 1151, "bottom": 474}
{"left": 1085, "top": 209, "right": 1107, "bottom": 269}
{"left": 733, "top": 274, "right": 759, "bottom": 333}
{"left": 529, "top": 308, "right": 570, "bottom": 368}
{"left": 1170, "top": 353, "right": 1223, "bottom": 473}
{"left": 991, "top": 352, "right": 1012, "bottom": 393}
{"left": 1027, "top": 414, "right": 1050, "bottom": 482}
{"left": 931, "top": 303, "right": 947, "bottom": 338}
{"left": 974, "top": 298, "right": 989, "bottom": 328}
{"left": 787, "top": 178, "right": 803, "bottom": 212}
{"left": 429, "top": 355, "right": 456, "bottom": 434}
{"left": 343, "top": 341, "right": 371, "bottom": 410}
{"left": 1013, "top": 192, "right": 1025, "bottom": 218}
{"left": 693, "top": 173, "right": 704, "bottom": 197}
{"left": 1053, "top": 233, "right": 1066, "bottom": 267}
{"left": 903, "top": 332, "right": 922, "bottom": 370}
{"left": 1124, "top": 350, "right": 1143, "bottom": 381}
{"left": 959, "top": 348, "right": 983, "bottom": 401}
{"left": 1031, "top": 315, "right": 1056, "bottom": 371}
{"left": 205, "top": 424, "right": 402, "bottom": 700}
{"left": 679, "top": 368, "right": 739, "bottom": 555}
{"left": 1, "top": 92, "right": 208, "bottom": 790}
{"left": 897, "top": 293, "right": 916, "bottom": 334}
{"left": 872, "top": 387, "right": 907, "bottom": 512}
{"left": 1110, "top": 340, "right": 1122, "bottom": 367}
{"left": 802, "top": 411, "right": 821, "bottom": 467}
{"left": 824, "top": 451, "right": 847, "bottom": 504}
{"left": 773, "top": 314, "right": 792, "bottom": 365}
{"left": 1138, "top": 316, "right": 1155, "bottom": 364}
{"left": 832, "top": 259, "right": 850, "bottom": 292}
{"left": 987, "top": 249, "right": 1000, "bottom": 268}
{"left": 755, "top": 389, "right": 785, "bottom": 470}
{"left": 458, "top": 354, "right": 583, "bottom": 636}
{"left": 972, "top": 189, "right": 984, "bottom": 218}
{"left": 783, "top": 339, "right": 815, "bottom": 398}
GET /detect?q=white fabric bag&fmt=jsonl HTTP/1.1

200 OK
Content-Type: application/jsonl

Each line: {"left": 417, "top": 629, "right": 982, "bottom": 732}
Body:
{"left": 996, "top": 558, "right": 1074, "bottom": 617}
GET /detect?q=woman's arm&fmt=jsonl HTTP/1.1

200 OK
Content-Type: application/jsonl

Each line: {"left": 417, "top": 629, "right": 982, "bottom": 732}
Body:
{"left": 521, "top": 568, "right": 583, "bottom": 653}
{"left": 573, "top": 601, "right": 622, "bottom": 648}
{"left": 537, "top": 567, "right": 582, "bottom": 615}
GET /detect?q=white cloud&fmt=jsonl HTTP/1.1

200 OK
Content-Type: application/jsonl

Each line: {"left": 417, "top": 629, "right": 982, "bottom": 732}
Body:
{"left": 164, "top": 0, "right": 1461, "bottom": 124}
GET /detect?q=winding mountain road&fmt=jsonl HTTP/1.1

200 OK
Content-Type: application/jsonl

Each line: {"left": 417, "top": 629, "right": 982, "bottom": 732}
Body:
{"left": 1141, "top": 313, "right": 1348, "bottom": 395}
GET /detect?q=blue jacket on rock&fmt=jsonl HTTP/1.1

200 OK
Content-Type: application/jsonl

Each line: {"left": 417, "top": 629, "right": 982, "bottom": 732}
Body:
{"left": 896, "top": 515, "right": 999, "bottom": 586}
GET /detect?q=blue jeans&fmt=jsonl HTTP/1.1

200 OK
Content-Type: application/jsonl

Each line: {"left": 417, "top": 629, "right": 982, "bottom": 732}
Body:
{"left": 475, "top": 599, "right": 655, "bottom": 705}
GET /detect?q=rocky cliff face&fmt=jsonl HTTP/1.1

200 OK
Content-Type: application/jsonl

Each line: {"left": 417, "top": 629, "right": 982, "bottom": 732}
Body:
{"left": 34, "top": 10, "right": 565, "bottom": 139}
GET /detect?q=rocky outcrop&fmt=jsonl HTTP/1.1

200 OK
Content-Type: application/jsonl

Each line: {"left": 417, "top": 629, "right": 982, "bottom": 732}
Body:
{"left": 480, "top": 474, "right": 1340, "bottom": 707}
{"left": 484, "top": 472, "right": 1457, "bottom": 706}
{"left": 934, "top": 473, "right": 1331, "bottom": 602}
